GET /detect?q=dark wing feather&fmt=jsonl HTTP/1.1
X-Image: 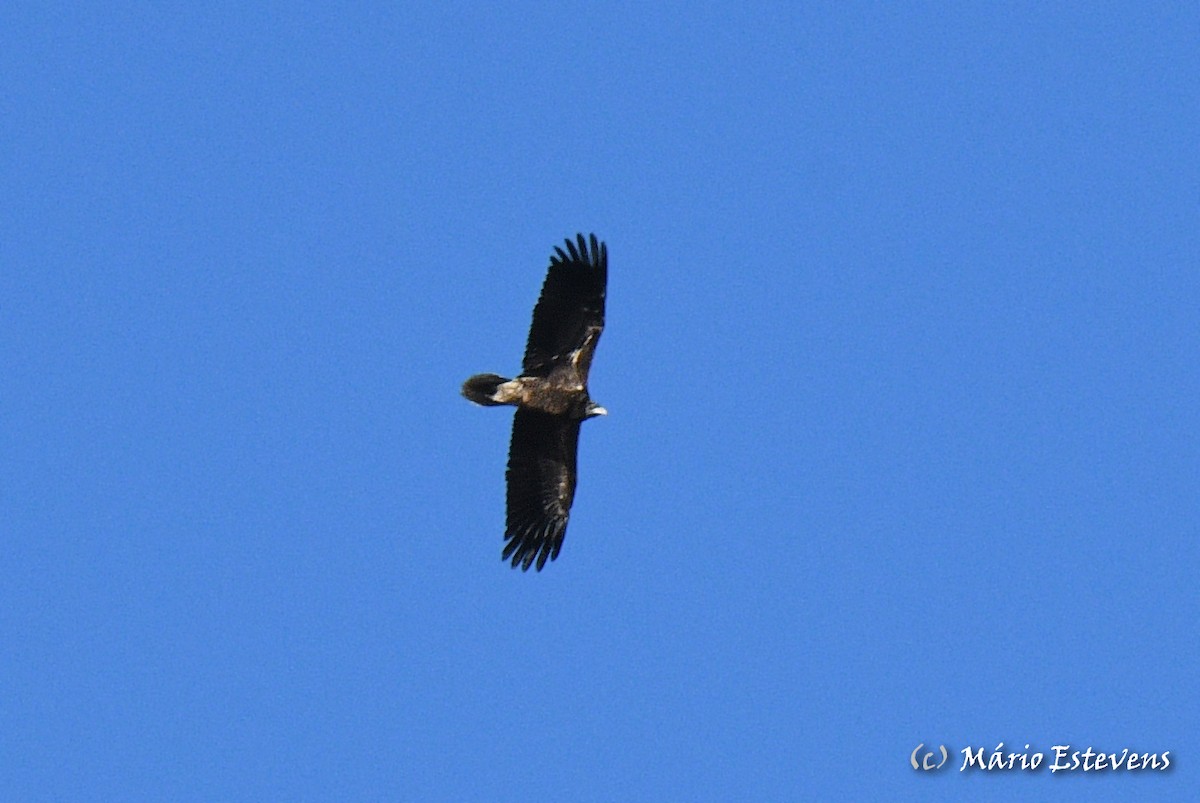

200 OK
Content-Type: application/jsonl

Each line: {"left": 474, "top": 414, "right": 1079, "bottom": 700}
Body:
{"left": 504, "top": 409, "right": 581, "bottom": 571}
{"left": 522, "top": 233, "right": 607, "bottom": 380}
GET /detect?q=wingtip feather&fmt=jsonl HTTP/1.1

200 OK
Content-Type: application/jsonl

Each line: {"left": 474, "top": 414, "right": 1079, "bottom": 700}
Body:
{"left": 548, "top": 233, "right": 606, "bottom": 270}
{"left": 502, "top": 517, "right": 567, "bottom": 573}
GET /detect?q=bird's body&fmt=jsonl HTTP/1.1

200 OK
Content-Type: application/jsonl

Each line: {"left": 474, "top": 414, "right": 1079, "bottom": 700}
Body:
{"left": 461, "top": 373, "right": 594, "bottom": 417}
{"left": 462, "top": 234, "right": 608, "bottom": 571}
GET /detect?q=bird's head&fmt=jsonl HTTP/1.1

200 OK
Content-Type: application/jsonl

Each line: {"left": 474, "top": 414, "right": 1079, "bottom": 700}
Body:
{"left": 585, "top": 400, "right": 608, "bottom": 418}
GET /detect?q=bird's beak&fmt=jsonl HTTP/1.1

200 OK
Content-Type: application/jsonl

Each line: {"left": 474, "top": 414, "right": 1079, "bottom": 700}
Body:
{"left": 592, "top": 406, "right": 608, "bottom": 417}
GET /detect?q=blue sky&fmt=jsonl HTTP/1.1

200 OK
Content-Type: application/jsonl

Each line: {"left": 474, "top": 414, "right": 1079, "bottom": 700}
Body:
{"left": 3, "top": 2, "right": 1196, "bottom": 800}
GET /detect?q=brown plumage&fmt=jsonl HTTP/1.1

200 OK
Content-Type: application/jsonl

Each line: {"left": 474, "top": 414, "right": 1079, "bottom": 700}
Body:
{"left": 462, "top": 234, "right": 607, "bottom": 570}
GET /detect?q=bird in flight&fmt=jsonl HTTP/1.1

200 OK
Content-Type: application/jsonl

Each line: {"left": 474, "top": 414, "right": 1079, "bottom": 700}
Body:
{"left": 462, "top": 233, "right": 608, "bottom": 571}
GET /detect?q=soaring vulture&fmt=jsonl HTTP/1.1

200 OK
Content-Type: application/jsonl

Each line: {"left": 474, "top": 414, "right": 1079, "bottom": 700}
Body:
{"left": 461, "top": 233, "right": 607, "bottom": 571}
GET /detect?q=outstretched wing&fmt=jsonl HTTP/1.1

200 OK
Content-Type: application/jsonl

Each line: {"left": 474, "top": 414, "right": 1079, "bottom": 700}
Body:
{"left": 504, "top": 409, "right": 581, "bottom": 571}
{"left": 522, "top": 233, "right": 607, "bottom": 380}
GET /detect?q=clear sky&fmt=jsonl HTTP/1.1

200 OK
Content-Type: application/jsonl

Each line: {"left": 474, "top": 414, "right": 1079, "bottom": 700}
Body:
{"left": 3, "top": 3, "right": 1196, "bottom": 801}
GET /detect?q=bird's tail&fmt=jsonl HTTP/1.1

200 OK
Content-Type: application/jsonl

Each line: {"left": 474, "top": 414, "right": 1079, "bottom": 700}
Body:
{"left": 461, "top": 373, "right": 513, "bottom": 406}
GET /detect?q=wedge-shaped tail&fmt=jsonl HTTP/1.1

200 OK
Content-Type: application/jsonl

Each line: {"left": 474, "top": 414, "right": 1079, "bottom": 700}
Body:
{"left": 461, "top": 373, "right": 512, "bottom": 406}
